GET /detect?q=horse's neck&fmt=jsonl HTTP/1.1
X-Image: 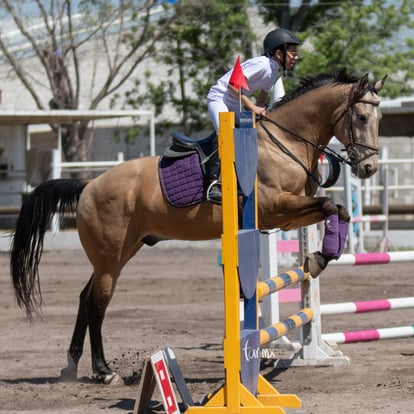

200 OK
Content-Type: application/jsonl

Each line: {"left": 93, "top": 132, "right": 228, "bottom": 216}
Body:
{"left": 271, "top": 85, "right": 348, "bottom": 147}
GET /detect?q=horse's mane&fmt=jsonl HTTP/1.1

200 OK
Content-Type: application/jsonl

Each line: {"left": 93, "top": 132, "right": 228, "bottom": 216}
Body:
{"left": 271, "top": 69, "right": 360, "bottom": 110}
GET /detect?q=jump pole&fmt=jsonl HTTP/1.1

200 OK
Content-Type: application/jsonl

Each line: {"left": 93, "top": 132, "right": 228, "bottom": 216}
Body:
{"left": 320, "top": 297, "right": 414, "bottom": 344}
{"left": 321, "top": 297, "right": 414, "bottom": 315}
{"left": 329, "top": 250, "right": 414, "bottom": 266}
{"left": 322, "top": 325, "right": 414, "bottom": 344}
{"left": 257, "top": 267, "right": 310, "bottom": 299}
{"left": 260, "top": 309, "right": 314, "bottom": 345}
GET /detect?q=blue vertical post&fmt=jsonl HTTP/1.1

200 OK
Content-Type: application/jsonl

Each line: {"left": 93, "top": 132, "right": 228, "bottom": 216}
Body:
{"left": 235, "top": 112, "right": 259, "bottom": 330}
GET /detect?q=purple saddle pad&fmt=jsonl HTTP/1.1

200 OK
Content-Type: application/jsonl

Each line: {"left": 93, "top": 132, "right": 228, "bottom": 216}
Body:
{"left": 158, "top": 152, "right": 206, "bottom": 207}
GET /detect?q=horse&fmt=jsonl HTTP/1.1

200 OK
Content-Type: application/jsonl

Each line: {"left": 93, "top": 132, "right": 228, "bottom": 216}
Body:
{"left": 10, "top": 70, "right": 386, "bottom": 383}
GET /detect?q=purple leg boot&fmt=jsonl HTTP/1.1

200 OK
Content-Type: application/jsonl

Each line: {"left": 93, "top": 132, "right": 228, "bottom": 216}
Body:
{"left": 336, "top": 205, "right": 350, "bottom": 258}
{"left": 321, "top": 213, "right": 340, "bottom": 258}
{"left": 337, "top": 219, "right": 349, "bottom": 258}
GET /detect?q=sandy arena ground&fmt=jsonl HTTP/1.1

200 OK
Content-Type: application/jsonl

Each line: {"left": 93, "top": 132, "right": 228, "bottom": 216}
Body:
{"left": 0, "top": 243, "right": 413, "bottom": 414}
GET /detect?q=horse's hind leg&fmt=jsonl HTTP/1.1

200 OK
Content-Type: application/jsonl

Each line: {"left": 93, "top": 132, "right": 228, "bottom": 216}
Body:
{"left": 61, "top": 271, "right": 118, "bottom": 383}
{"left": 61, "top": 276, "right": 93, "bottom": 380}
{"left": 87, "top": 270, "right": 120, "bottom": 383}
{"left": 88, "top": 280, "right": 115, "bottom": 382}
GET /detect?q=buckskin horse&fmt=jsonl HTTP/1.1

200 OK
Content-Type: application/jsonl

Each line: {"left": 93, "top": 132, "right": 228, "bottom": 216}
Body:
{"left": 10, "top": 70, "right": 386, "bottom": 383}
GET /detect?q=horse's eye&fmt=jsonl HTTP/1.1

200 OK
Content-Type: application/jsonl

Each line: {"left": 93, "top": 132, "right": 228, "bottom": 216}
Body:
{"left": 356, "top": 112, "right": 367, "bottom": 122}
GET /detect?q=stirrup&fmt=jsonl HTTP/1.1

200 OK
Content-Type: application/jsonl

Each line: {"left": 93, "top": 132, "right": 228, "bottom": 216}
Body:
{"left": 206, "top": 180, "right": 222, "bottom": 205}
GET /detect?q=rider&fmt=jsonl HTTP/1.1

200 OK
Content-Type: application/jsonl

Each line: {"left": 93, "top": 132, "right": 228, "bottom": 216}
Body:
{"left": 206, "top": 28, "right": 301, "bottom": 202}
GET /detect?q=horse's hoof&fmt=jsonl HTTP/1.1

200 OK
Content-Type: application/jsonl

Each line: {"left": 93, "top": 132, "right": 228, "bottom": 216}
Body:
{"left": 60, "top": 366, "right": 77, "bottom": 382}
{"left": 103, "top": 372, "right": 124, "bottom": 385}
{"left": 304, "top": 252, "right": 328, "bottom": 278}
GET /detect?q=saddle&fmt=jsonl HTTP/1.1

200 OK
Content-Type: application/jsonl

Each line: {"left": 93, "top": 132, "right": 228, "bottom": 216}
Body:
{"left": 159, "top": 131, "right": 218, "bottom": 207}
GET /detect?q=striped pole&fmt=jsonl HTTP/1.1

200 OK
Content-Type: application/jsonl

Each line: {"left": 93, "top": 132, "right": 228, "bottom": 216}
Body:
{"left": 257, "top": 266, "right": 310, "bottom": 299}
{"left": 320, "top": 297, "right": 414, "bottom": 315}
{"left": 259, "top": 308, "right": 314, "bottom": 346}
{"left": 329, "top": 251, "right": 414, "bottom": 266}
{"left": 322, "top": 325, "right": 414, "bottom": 344}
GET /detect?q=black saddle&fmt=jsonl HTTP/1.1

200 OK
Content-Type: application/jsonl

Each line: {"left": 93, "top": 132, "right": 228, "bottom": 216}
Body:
{"left": 163, "top": 131, "right": 218, "bottom": 176}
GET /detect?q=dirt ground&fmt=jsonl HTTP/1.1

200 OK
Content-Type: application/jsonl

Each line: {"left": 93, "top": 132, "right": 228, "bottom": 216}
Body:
{"left": 1, "top": 243, "right": 413, "bottom": 414}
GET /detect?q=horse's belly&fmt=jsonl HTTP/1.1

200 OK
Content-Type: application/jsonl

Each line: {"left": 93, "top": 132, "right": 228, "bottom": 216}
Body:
{"left": 144, "top": 202, "right": 223, "bottom": 242}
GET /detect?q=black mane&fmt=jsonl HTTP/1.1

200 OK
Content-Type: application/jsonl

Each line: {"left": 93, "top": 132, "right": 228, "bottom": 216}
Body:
{"left": 271, "top": 70, "right": 361, "bottom": 110}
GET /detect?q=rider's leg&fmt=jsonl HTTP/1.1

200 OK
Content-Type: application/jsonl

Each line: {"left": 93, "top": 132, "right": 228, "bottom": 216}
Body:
{"left": 207, "top": 100, "right": 228, "bottom": 133}
{"left": 206, "top": 100, "right": 228, "bottom": 203}
{"left": 206, "top": 151, "right": 222, "bottom": 202}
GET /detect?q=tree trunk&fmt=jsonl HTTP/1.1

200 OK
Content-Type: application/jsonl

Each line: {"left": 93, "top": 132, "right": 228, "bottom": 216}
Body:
{"left": 61, "top": 121, "right": 91, "bottom": 179}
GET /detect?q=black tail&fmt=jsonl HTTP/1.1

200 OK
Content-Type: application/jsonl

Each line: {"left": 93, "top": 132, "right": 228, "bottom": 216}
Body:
{"left": 10, "top": 178, "right": 87, "bottom": 318}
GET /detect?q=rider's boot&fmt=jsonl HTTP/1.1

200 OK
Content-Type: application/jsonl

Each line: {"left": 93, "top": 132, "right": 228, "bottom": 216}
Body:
{"left": 206, "top": 154, "right": 222, "bottom": 204}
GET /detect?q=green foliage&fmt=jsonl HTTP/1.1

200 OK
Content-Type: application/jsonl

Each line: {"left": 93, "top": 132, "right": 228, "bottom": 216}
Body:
{"left": 296, "top": 0, "right": 414, "bottom": 98}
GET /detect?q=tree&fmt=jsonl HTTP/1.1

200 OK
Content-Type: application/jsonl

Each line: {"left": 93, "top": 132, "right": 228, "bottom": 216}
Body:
{"left": 257, "top": 0, "right": 314, "bottom": 31}
{"left": 0, "top": 0, "right": 176, "bottom": 162}
{"left": 122, "top": 0, "right": 255, "bottom": 135}
{"left": 257, "top": 0, "right": 414, "bottom": 98}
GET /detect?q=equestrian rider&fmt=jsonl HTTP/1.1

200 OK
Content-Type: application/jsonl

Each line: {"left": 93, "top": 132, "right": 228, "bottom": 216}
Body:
{"left": 206, "top": 28, "right": 301, "bottom": 202}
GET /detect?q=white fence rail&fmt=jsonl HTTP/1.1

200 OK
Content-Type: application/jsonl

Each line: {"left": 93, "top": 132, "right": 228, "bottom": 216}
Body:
{"left": 51, "top": 149, "right": 125, "bottom": 179}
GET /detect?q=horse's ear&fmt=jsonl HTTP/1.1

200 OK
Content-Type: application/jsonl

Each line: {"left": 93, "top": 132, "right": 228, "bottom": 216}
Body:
{"left": 373, "top": 74, "right": 388, "bottom": 94}
{"left": 358, "top": 73, "right": 369, "bottom": 91}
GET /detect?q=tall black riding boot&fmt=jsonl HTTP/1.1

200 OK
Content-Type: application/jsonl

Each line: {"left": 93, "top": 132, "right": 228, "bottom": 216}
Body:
{"left": 206, "top": 152, "right": 221, "bottom": 204}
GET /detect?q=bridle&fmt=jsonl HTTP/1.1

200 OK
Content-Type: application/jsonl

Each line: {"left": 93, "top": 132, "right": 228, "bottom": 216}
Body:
{"left": 333, "top": 88, "right": 380, "bottom": 167}
{"left": 259, "top": 85, "right": 380, "bottom": 186}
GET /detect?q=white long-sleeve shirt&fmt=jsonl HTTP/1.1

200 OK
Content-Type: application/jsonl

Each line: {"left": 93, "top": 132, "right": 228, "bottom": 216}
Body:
{"left": 207, "top": 55, "right": 280, "bottom": 112}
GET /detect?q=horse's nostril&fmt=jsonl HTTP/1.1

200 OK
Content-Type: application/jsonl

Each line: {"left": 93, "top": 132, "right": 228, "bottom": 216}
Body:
{"left": 365, "top": 164, "right": 373, "bottom": 175}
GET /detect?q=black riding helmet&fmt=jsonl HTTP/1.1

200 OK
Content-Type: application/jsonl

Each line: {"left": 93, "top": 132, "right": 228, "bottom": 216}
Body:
{"left": 263, "top": 28, "right": 300, "bottom": 55}
{"left": 263, "top": 28, "right": 300, "bottom": 75}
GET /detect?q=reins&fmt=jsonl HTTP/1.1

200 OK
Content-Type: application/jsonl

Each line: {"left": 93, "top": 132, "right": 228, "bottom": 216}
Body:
{"left": 258, "top": 119, "right": 325, "bottom": 186}
{"left": 260, "top": 114, "right": 350, "bottom": 165}
{"left": 259, "top": 114, "right": 349, "bottom": 188}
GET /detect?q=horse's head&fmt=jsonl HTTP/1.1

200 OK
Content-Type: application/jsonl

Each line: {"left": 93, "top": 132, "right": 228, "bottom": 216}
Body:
{"left": 333, "top": 73, "right": 387, "bottom": 179}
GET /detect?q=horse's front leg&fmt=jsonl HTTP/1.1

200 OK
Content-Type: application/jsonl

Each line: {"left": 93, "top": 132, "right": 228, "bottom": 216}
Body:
{"left": 303, "top": 204, "right": 351, "bottom": 277}
{"left": 273, "top": 194, "right": 338, "bottom": 228}
{"left": 275, "top": 194, "right": 351, "bottom": 277}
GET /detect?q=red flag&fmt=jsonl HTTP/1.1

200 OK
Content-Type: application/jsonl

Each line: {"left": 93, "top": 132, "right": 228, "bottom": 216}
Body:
{"left": 228, "top": 55, "right": 249, "bottom": 91}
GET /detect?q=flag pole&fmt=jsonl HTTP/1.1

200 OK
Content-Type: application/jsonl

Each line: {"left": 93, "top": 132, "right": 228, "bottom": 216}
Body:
{"left": 228, "top": 55, "right": 249, "bottom": 118}
{"left": 239, "top": 88, "right": 242, "bottom": 115}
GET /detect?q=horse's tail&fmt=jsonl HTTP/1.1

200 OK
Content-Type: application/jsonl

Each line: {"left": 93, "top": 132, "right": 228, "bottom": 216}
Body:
{"left": 10, "top": 178, "right": 87, "bottom": 319}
